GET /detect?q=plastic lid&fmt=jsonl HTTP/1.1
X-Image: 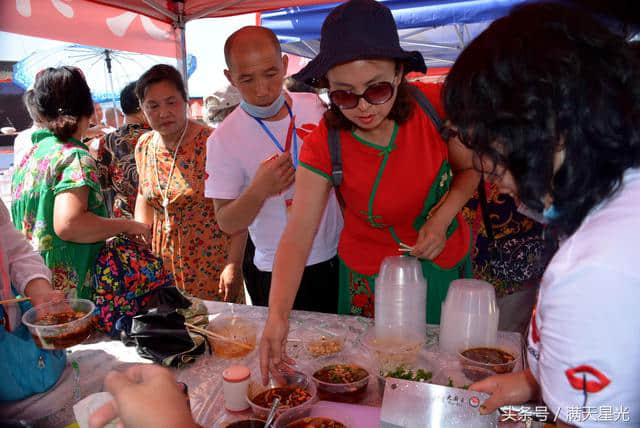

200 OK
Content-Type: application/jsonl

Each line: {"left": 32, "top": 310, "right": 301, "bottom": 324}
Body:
{"left": 223, "top": 365, "right": 251, "bottom": 382}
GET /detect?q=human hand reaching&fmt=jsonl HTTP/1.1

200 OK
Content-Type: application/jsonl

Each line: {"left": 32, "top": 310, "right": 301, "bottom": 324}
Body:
{"left": 89, "top": 365, "right": 198, "bottom": 428}
{"left": 259, "top": 312, "right": 295, "bottom": 385}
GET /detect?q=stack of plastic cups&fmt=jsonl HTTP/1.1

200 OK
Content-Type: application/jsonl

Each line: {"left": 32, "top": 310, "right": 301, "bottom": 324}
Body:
{"left": 374, "top": 255, "right": 427, "bottom": 345}
{"left": 439, "top": 279, "right": 499, "bottom": 354}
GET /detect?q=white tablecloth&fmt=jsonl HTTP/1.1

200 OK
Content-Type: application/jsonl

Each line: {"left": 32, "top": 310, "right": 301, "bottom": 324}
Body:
{"left": 0, "top": 302, "right": 525, "bottom": 427}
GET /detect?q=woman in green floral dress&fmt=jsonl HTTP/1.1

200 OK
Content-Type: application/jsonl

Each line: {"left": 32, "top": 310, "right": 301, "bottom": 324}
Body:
{"left": 11, "top": 67, "right": 149, "bottom": 299}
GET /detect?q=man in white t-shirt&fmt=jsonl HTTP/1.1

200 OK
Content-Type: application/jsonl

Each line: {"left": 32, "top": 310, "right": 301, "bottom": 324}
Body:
{"left": 205, "top": 26, "right": 343, "bottom": 313}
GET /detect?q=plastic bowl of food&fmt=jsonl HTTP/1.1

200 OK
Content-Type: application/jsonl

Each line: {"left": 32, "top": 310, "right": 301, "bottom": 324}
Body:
{"left": 21, "top": 299, "right": 95, "bottom": 349}
{"left": 360, "top": 329, "right": 423, "bottom": 373}
{"left": 246, "top": 370, "right": 317, "bottom": 419}
{"left": 207, "top": 314, "right": 257, "bottom": 358}
{"left": 458, "top": 346, "right": 517, "bottom": 374}
{"left": 274, "top": 404, "right": 351, "bottom": 428}
{"left": 213, "top": 415, "right": 265, "bottom": 428}
{"left": 311, "top": 360, "right": 370, "bottom": 403}
{"left": 303, "top": 322, "right": 346, "bottom": 358}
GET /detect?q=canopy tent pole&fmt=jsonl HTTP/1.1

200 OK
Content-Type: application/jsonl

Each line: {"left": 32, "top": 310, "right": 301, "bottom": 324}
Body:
{"left": 103, "top": 49, "right": 120, "bottom": 127}
{"left": 188, "top": 0, "right": 248, "bottom": 21}
{"left": 175, "top": 1, "right": 189, "bottom": 96}
{"left": 141, "top": 0, "right": 189, "bottom": 95}
{"left": 141, "top": 0, "right": 178, "bottom": 21}
{"left": 401, "top": 41, "right": 460, "bottom": 51}
{"left": 301, "top": 40, "right": 318, "bottom": 55}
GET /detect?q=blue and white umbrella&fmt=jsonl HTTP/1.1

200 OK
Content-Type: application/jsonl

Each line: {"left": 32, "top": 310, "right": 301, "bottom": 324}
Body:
{"left": 13, "top": 44, "right": 196, "bottom": 109}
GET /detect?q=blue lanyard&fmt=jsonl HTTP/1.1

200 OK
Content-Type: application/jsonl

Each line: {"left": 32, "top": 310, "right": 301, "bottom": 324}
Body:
{"left": 251, "top": 102, "right": 298, "bottom": 168}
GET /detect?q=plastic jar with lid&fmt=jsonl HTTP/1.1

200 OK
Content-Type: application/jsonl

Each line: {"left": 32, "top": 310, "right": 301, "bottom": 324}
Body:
{"left": 222, "top": 365, "right": 251, "bottom": 412}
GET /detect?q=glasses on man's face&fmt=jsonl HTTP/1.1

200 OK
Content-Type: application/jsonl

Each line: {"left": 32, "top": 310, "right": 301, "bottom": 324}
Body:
{"left": 329, "top": 81, "right": 395, "bottom": 109}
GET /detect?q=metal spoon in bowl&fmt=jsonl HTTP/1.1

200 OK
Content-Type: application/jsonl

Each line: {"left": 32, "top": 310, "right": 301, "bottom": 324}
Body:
{"left": 264, "top": 397, "right": 281, "bottom": 428}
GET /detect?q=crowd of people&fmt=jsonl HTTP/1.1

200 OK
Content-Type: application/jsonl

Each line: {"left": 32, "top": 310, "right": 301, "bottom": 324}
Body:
{"left": 1, "top": 0, "right": 639, "bottom": 426}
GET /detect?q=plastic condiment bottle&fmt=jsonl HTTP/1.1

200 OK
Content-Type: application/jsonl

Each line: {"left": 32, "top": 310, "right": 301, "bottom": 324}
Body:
{"left": 222, "top": 365, "right": 251, "bottom": 412}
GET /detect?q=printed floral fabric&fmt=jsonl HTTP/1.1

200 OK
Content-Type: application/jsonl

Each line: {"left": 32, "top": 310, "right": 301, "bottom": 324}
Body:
{"left": 96, "top": 123, "right": 151, "bottom": 218}
{"left": 92, "top": 235, "right": 174, "bottom": 335}
{"left": 11, "top": 129, "right": 107, "bottom": 299}
{"left": 461, "top": 182, "right": 546, "bottom": 298}
{"left": 135, "top": 122, "right": 240, "bottom": 301}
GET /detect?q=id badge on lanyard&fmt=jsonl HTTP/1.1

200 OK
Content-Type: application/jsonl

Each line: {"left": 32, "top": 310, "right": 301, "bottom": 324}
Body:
{"left": 252, "top": 102, "right": 298, "bottom": 215}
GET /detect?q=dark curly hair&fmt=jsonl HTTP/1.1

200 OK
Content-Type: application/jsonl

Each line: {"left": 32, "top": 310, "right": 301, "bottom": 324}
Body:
{"left": 323, "top": 62, "right": 414, "bottom": 130}
{"left": 32, "top": 66, "right": 94, "bottom": 141}
{"left": 443, "top": 2, "right": 640, "bottom": 236}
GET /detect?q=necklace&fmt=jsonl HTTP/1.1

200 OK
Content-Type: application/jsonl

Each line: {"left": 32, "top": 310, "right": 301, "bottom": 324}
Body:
{"left": 153, "top": 121, "right": 189, "bottom": 233}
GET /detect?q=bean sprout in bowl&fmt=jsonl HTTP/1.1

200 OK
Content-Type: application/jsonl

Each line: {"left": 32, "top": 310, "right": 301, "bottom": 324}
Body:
{"left": 360, "top": 329, "right": 423, "bottom": 373}
{"left": 21, "top": 299, "right": 95, "bottom": 349}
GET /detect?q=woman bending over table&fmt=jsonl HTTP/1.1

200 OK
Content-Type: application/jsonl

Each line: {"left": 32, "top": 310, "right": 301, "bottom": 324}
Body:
{"left": 260, "top": 0, "right": 478, "bottom": 382}
{"left": 443, "top": 3, "right": 640, "bottom": 426}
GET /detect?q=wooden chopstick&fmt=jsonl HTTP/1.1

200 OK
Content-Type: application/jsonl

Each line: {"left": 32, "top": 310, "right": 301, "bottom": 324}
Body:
{"left": 184, "top": 322, "right": 254, "bottom": 350}
{"left": 398, "top": 248, "right": 412, "bottom": 252}
{"left": 0, "top": 297, "right": 31, "bottom": 305}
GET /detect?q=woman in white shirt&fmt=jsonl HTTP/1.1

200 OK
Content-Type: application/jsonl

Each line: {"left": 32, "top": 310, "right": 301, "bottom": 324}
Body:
{"left": 442, "top": 3, "right": 640, "bottom": 427}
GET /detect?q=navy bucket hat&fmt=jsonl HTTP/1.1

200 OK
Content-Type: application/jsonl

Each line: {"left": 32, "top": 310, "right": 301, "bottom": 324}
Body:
{"left": 293, "top": 0, "right": 427, "bottom": 87}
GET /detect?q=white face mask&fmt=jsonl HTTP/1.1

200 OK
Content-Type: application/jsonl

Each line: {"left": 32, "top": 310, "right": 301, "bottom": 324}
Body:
{"left": 239, "top": 92, "right": 286, "bottom": 119}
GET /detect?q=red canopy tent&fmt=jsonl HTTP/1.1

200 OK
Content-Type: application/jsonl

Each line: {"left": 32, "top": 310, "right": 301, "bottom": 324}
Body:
{"left": 88, "top": 1, "right": 337, "bottom": 84}
{"left": 0, "top": 0, "right": 338, "bottom": 92}
{"left": 0, "top": 0, "right": 336, "bottom": 92}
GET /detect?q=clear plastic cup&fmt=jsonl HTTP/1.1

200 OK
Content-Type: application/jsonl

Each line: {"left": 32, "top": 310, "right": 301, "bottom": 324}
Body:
{"left": 438, "top": 279, "right": 499, "bottom": 354}
{"left": 374, "top": 256, "right": 427, "bottom": 344}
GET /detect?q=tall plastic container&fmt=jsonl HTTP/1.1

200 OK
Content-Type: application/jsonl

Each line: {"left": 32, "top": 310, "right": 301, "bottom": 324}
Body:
{"left": 374, "top": 256, "right": 427, "bottom": 344}
{"left": 439, "top": 279, "right": 499, "bottom": 353}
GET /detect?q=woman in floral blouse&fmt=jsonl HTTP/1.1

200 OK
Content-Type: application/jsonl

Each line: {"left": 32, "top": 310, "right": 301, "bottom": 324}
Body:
{"left": 134, "top": 65, "right": 246, "bottom": 301}
{"left": 96, "top": 81, "right": 151, "bottom": 218}
{"left": 11, "top": 66, "right": 149, "bottom": 299}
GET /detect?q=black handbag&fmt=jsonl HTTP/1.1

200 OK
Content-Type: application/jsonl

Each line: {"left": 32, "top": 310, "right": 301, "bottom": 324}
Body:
{"left": 118, "top": 288, "right": 209, "bottom": 366}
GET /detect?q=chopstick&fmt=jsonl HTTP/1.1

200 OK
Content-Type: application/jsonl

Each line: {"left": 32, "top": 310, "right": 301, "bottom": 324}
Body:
{"left": 0, "top": 297, "right": 31, "bottom": 305}
{"left": 184, "top": 322, "right": 254, "bottom": 350}
{"left": 398, "top": 242, "right": 413, "bottom": 253}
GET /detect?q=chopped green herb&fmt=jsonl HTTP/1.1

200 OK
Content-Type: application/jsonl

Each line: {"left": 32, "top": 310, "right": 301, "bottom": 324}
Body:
{"left": 446, "top": 376, "right": 470, "bottom": 389}
{"left": 382, "top": 366, "right": 432, "bottom": 383}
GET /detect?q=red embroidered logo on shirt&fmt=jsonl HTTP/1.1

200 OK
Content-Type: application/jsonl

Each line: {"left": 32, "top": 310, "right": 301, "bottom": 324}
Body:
{"left": 565, "top": 365, "right": 611, "bottom": 393}
{"left": 530, "top": 306, "right": 540, "bottom": 344}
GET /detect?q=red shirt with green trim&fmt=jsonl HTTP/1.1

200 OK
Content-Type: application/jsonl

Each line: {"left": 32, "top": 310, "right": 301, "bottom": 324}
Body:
{"left": 299, "top": 82, "right": 470, "bottom": 276}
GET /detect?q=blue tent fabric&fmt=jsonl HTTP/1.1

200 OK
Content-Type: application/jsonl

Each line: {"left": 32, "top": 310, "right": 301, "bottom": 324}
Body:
{"left": 263, "top": 0, "right": 527, "bottom": 43}
{"left": 262, "top": 0, "right": 530, "bottom": 66}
